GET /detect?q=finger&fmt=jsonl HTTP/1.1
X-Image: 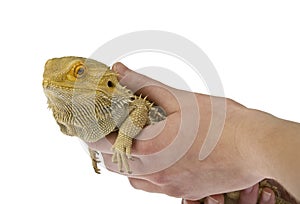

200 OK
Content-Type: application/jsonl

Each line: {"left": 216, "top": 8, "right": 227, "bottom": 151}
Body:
{"left": 100, "top": 152, "right": 120, "bottom": 173}
{"left": 90, "top": 112, "right": 179, "bottom": 158}
{"left": 131, "top": 112, "right": 180, "bottom": 156}
{"left": 87, "top": 132, "right": 117, "bottom": 153}
{"left": 204, "top": 194, "right": 224, "bottom": 204}
{"left": 128, "top": 177, "right": 162, "bottom": 193}
{"left": 112, "top": 62, "right": 179, "bottom": 114}
{"left": 259, "top": 188, "right": 276, "bottom": 204}
{"left": 87, "top": 114, "right": 179, "bottom": 157}
{"left": 238, "top": 184, "right": 259, "bottom": 204}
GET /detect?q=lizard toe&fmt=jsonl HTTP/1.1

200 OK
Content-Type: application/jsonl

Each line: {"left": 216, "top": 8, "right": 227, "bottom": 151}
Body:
{"left": 111, "top": 148, "right": 131, "bottom": 174}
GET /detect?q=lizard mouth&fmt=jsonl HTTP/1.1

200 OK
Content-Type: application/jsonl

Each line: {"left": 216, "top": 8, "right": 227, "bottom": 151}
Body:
{"left": 42, "top": 79, "right": 101, "bottom": 93}
{"left": 43, "top": 80, "right": 76, "bottom": 91}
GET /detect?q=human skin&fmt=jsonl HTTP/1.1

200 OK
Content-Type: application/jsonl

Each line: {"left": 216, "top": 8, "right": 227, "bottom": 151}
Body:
{"left": 88, "top": 62, "right": 300, "bottom": 201}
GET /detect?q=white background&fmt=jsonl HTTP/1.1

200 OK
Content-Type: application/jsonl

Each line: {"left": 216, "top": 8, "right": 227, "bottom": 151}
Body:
{"left": 1, "top": 1, "right": 299, "bottom": 203}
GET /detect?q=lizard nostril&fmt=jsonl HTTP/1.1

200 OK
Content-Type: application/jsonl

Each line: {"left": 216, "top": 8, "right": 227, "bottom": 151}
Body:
{"left": 42, "top": 80, "right": 49, "bottom": 88}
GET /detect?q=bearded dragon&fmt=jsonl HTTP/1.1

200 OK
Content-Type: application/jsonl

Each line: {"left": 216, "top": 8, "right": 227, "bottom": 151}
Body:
{"left": 43, "top": 56, "right": 166, "bottom": 173}
{"left": 43, "top": 56, "right": 297, "bottom": 204}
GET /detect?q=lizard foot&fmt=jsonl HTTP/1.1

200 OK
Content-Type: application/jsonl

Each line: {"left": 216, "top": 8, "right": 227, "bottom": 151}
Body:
{"left": 88, "top": 148, "right": 101, "bottom": 174}
{"left": 112, "top": 149, "right": 132, "bottom": 174}
{"left": 111, "top": 134, "right": 133, "bottom": 174}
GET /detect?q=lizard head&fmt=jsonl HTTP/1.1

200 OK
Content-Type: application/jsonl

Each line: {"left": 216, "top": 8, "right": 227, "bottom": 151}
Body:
{"left": 43, "top": 56, "right": 121, "bottom": 95}
{"left": 43, "top": 56, "right": 132, "bottom": 138}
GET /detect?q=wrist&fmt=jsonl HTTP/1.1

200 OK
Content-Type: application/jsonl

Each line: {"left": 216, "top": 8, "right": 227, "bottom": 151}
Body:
{"left": 238, "top": 108, "right": 300, "bottom": 199}
{"left": 236, "top": 108, "right": 279, "bottom": 179}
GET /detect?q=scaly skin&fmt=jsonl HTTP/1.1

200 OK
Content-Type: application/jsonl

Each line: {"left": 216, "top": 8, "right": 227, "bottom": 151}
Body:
{"left": 43, "top": 56, "right": 297, "bottom": 204}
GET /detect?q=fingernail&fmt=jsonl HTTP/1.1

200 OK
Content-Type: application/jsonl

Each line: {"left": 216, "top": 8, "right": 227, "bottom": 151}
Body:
{"left": 207, "top": 196, "right": 219, "bottom": 204}
{"left": 244, "top": 186, "right": 254, "bottom": 194}
{"left": 262, "top": 190, "right": 271, "bottom": 202}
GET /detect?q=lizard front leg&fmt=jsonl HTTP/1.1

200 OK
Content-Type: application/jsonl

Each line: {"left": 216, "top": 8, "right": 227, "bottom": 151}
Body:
{"left": 112, "top": 97, "right": 150, "bottom": 173}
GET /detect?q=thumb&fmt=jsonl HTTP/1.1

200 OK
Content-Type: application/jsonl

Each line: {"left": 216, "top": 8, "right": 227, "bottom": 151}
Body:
{"left": 112, "top": 62, "right": 179, "bottom": 114}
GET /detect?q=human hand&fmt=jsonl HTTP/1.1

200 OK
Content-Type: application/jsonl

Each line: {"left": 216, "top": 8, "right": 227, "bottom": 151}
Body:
{"left": 89, "top": 62, "right": 268, "bottom": 199}
{"left": 183, "top": 184, "right": 276, "bottom": 204}
{"left": 88, "top": 62, "right": 299, "bottom": 201}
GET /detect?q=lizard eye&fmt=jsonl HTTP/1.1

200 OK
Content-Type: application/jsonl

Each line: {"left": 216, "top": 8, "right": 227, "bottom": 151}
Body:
{"left": 74, "top": 65, "right": 86, "bottom": 77}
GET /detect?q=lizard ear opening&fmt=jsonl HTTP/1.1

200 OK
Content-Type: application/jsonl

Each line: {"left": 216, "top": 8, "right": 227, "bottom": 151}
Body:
{"left": 107, "top": 80, "right": 115, "bottom": 88}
